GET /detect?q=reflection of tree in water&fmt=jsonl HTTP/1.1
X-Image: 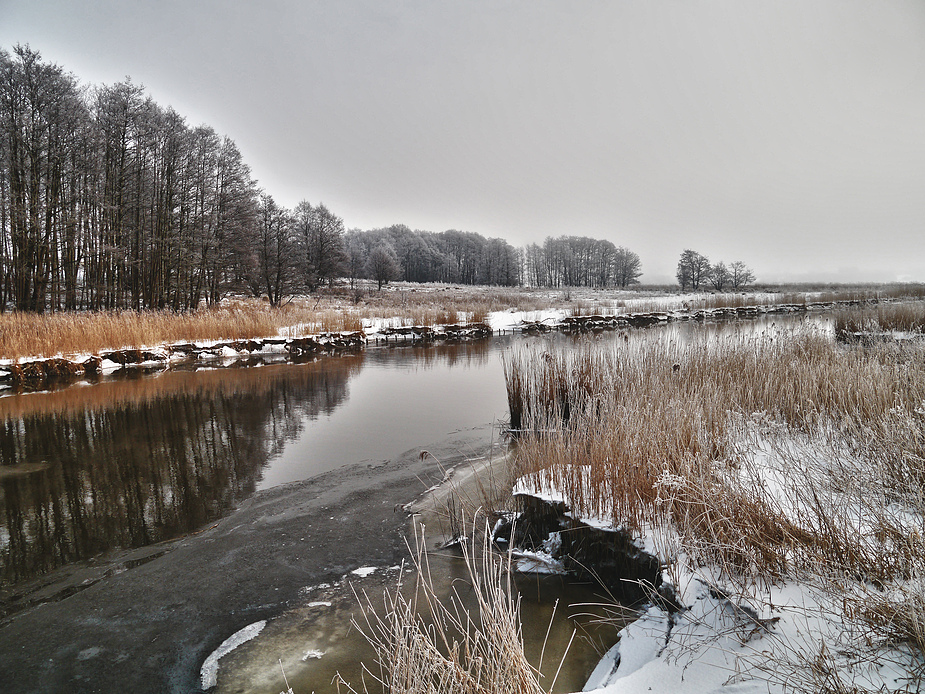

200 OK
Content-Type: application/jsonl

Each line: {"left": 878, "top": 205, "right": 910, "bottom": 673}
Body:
{"left": 369, "top": 338, "right": 496, "bottom": 370}
{"left": 0, "top": 356, "right": 363, "bottom": 585}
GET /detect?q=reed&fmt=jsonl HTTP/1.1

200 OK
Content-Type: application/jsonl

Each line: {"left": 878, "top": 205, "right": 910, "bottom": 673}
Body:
{"left": 347, "top": 523, "right": 548, "bottom": 694}
{"left": 505, "top": 325, "right": 925, "bottom": 671}
{"left": 834, "top": 302, "right": 925, "bottom": 336}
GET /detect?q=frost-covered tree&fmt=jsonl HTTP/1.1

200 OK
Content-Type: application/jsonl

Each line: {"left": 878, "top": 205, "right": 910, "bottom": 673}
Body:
{"left": 729, "top": 261, "right": 756, "bottom": 288}
{"left": 709, "top": 262, "right": 731, "bottom": 290}
{"left": 366, "top": 242, "right": 400, "bottom": 290}
{"left": 294, "top": 201, "right": 346, "bottom": 290}
{"left": 676, "top": 249, "right": 711, "bottom": 291}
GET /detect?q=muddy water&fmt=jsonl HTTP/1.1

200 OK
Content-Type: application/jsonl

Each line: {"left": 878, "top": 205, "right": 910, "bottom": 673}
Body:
{"left": 217, "top": 553, "right": 627, "bottom": 694}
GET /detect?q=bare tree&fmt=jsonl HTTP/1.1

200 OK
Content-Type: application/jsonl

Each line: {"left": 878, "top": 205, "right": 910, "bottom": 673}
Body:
{"left": 729, "top": 260, "right": 756, "bottom": 288}
{"left": 242, "top": 193, "right": 295, "bottom": 306}
{"left": 709, "top": 261, "right": 731, "bottom": 290}
{"left": 614, "top": 246, "right": 642, "bottom": 287}
{"left": 294, "top": 201, "right": 346, "bottom": 290}
{"left": 676, "top": 249, "right": 710, "bottom": 291}
{"left": 0, "top": 45, "right": 84, "bottom": 311}
{"left": 365, "top": 242, "right": 399, "bottom": 290}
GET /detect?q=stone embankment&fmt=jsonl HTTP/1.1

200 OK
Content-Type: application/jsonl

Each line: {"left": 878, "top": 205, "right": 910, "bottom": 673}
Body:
{"left": 0, "top": 323, "right": 497, "bottom": 390}
{"left": 0, "top": 298, "right": 900, "bottom": 390}
{"left": 372, "top": 322, "right": 493, "bottom": 342}
{"left": 517, "top": 298, "right": 870, "bottom": 334}
{"left": 0, "top": 333, "right": 365, "bottom": 390}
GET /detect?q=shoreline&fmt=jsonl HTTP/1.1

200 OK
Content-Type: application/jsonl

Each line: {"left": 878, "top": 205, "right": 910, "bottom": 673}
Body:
{"left": 0, "top": 426, "right": 500, "bottom": 694}
{"left": 1, "top": 293, "right": 913, "bottom": 393}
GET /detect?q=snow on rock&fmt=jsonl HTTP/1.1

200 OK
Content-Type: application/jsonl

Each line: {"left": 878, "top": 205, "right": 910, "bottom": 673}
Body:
{"left": 512, "top": 548, "right": 566, "bottom": 574}
{"left": 200, "top": 620, "right": 266, "bottom": 690}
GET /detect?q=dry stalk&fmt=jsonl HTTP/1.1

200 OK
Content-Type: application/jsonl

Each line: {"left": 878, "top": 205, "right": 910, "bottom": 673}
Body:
{"left": 347, "top": 521, "right": 548, "bottom": 694}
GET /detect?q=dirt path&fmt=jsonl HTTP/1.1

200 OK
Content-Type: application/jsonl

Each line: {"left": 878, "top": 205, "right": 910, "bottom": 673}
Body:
{"left": 0, "top": 427, "right": 496, "bottom": 694}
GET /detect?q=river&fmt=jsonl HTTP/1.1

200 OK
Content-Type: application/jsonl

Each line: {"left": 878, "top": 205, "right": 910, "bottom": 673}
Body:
{"left": 0, "top": 314, "right": 825, "bottom": 693}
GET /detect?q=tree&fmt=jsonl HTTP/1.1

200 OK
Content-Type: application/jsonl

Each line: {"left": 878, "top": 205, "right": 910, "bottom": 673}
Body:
{"left": 344, "top": 231, "right": 368, "bottom": 290}
{"left": 294, "top": 201, "right": 346, "bottom": 290}
{"left": 0, "top": 45, "right": 85, "bottom": 311}
{"left": 366, "top": 242, "right": 399, "bottom": 290}
{"left": 676, "top": 249, "right": 710, "bottom": 291}
{"left": 613, "top": 246, "right": 642, "bottom": 287}
{"left": 243, "top": 193, "right": 295, "bottom": 306}
{"left": 709, "top": 261, "right": 731, "bottom": 291}
{"left": 729, "top": 261, "right": 756, "bottom": 289}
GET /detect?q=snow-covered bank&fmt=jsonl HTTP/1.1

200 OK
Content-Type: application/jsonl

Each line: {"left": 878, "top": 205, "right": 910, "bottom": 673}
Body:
{"left": 511, "top": 438, "right": 924, "bottom": 694}
{"left": 3, "top": 292, "right": 920, "bottom": 392}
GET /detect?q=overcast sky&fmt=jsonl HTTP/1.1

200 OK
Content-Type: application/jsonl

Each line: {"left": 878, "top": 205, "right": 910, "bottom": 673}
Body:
{"left": 3, "top": 1, "right": 924, "bottom": 283}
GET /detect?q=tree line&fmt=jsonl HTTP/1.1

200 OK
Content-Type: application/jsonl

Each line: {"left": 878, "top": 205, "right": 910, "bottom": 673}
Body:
{"left": 676, "top": 249, "right": 755, "bottom": 291}
{"left": 1, "top": 46, "right": 756, "bottom": 314}
{"left": 523, "top": 236, "right": 642, "bottom": 288}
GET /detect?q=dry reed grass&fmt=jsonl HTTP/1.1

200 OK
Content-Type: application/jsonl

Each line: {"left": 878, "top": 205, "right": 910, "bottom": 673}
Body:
{"left": 345, "top": 524, "right": 549, "bottom": 694}
{"left": 505, "top": 324, "right": 925, "bottom": 680}
{"left": 0, "top": 286, "right": 538, "bottom": 360}
{"left": 5, "top": 283, "right": 924, "bottom": 360}
{"left": 834, "top": 302, "right": 925, "bottom": 335}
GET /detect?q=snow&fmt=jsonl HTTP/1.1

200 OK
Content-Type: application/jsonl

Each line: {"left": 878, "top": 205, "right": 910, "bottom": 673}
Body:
{"left": 350, "top": 566, "right": 378, "bottom": 578}
{"left": 580, "top": 568, "right": 915, "bottom": 694}
{"left": 512, "top": 548, "right": 566, "bottom": 574}
{"left": 200, "top": 620, "right": 266, "bottom": 690}
{"left": 487, "top": 308, "right": 568, "bottom": 332}
{"left": 511, "top": 422, "right": 924, "bottom": 694}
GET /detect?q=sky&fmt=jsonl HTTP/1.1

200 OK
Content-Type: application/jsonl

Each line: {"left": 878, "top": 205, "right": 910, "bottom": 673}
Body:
{"left": 2, "top": 0, "right": 924, "bottom": 284}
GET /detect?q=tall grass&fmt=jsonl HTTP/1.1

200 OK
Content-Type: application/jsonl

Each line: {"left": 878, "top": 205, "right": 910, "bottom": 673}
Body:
{"left": 834, "top": 302, "right": 925, "bottom": 335}
{"left": 347, "top": 525, "right": 548, "bottom": 694}
{"left": 505, "top": 326, "right": 925, "bottom": 676}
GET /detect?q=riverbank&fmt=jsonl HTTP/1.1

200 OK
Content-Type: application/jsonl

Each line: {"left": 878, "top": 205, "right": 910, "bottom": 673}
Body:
{"left": 3, "top": 286, "right": 922, "bottom": 392}
{"left": 498, "top": 325, "right": 925, "bottom": 694}
{"left": 0, "top": 426, "right": 500, "bottom": 694}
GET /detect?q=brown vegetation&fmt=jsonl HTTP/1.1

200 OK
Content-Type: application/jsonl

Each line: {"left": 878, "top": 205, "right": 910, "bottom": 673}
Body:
{"left": 5, "top": 283, "right": 924, "bottom": 361}
{"left": 505, "top": 323, "right": 925, "bottom": 689}
{"left": 348, "top": 528, "right": 548, "bottom": 694}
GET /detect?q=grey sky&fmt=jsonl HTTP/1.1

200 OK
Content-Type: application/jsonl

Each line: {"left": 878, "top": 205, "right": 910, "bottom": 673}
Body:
{"left": 3, "top": 1, "right": 923, "bottom": 283}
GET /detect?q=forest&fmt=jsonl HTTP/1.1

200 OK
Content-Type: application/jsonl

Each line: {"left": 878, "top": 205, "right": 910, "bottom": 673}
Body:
{"left": 0, "top": 46, "right": 646, "bottom": 314}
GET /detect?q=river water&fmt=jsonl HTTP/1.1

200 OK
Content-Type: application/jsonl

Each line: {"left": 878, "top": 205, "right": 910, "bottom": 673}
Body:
{"left": 0, "top": 313, "right": 828, "bottom": 692}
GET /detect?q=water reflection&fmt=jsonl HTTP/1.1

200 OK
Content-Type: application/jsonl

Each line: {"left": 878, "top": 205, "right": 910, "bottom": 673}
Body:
{"left": 0, "top": 357, "right": 363, "bottom": 584}
{"left": 0, "top": 315, "right": 822, "bottom": 588}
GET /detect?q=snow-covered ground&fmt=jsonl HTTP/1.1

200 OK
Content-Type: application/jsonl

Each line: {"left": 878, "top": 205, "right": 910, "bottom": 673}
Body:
{"left": 513, "top": 421, "right": 924, "bottom": 694}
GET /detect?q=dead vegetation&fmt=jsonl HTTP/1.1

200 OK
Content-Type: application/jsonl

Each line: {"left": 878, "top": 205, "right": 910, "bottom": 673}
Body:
{"left": 344, "top": 527, "right": 549, "bottom": 694}
{"left": 3, "top": 282, "right": 924, "bottom": 361}
{"left": 504, "top": 322, "right": 925, "bottom": 689}
{"left": 834, "top": 301, "right": 925, "bottom": 337}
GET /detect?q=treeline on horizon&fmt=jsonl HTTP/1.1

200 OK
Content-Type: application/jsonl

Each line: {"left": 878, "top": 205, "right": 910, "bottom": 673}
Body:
{"left": 0, "top": 46, "right": 642, "bottom": 314}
